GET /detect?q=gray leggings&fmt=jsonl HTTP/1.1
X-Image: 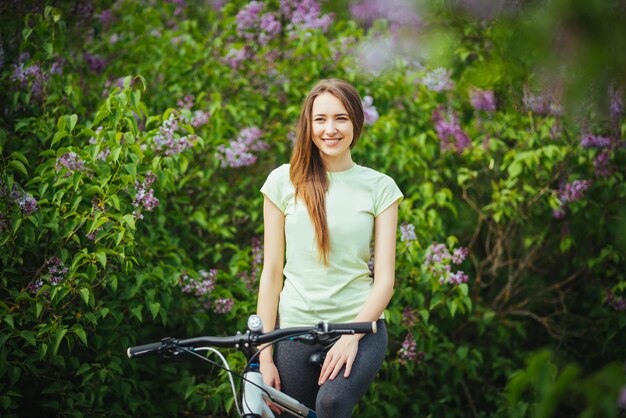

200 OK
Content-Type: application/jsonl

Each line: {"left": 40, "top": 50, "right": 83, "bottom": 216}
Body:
{"left": 274, "top": 320, "right": 387, "bottom": 418}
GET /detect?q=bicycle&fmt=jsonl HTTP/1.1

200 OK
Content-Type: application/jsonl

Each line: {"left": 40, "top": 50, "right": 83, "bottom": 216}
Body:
{"left": 127, "top": 314, "right": 377, "bottom": 418}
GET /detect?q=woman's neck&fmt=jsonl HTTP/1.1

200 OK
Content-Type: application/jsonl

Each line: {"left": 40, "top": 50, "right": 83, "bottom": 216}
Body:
{"left": 322, "top": 154, "right": 354, "bottom": 172}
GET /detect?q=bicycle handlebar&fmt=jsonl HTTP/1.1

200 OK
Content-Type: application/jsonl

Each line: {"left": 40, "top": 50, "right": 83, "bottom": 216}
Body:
{"left": 127, "top": 320, "right": 377, "bottom": 359}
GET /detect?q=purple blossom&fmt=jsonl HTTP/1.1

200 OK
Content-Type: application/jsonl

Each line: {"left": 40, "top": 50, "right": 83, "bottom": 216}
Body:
{"left": 181, "top": 269, "right": 217, "bottom": 297}
{"left": 400, "top": 222, "right": 417, "bottom": 243}
{"left": 469, "top": 88, "right": 496, "bottom": 112}
{"left": 559, "top": 180, "right": 592, "bottom": 203}
{"left": 421, "top": 68, "right": 454, "bottom": 92}
{"left": 56, "top": 152, "right": 85, "bottom": 177}
{"left": 580, "top": 133, "right": 612, "bottom": 149}
{"left": 151, "top": 114, "right": 197, "bottom": 156}
{"left": 606, "top": 289, "right": 626, "bottom": 312}
{"left": 97, "top": 9, "right": 115, "bottom": 27}
{"left": 213, "top": 298, "right": 234, "bottom": 314}
{"left": 191, "top": 110, "right": 210, "bottom": 128}
{"left": 401, "top": 306, "right": 417, "bottom": 327}
{"left": 280, "top": 0, "right": 334, "bottom": 33}
{"left": 362, "top": 96, "right": 379, "bottom": 125}
{"left": 452, "top": 247, "right": 469, "bottom": 264}
{"left": 594, "top": 149, "right": 613, "bottom": 178}
{"left": 102, "top": 77, "right": 127, "bottom": 97}
{"left": 96, "top": 147, "right": 110, "bottom": 161}
{"left": 424, "top": 242, "right": 470, "bottom": 286}
{"left": 216, "top": 127, "right": 268, "bottom": 168}
{"left": 26, "top": 279, "right": 44, "bottom": 294}
{"left": 350, "top": 0, "right": 420, "bottom": 34}
{"left": 133, "top": 172, "right": 160, "bottom": 211}
{"left": 522, "top": 90, "right": 563, "bottom": 116}
{"left": 354, "top": 36, "right": 396, "bottom": 76}
{"left": 10, "top": 186, "right": 38, "bottom": 215}
{"left": 89, "top": 126, "right": 104, "bottom": 144}
{"left": 11, "top": 56, "right": 49, "bottom": 102}
{"left": 609, "top": 85, "right": 624, "bottom": 124}
{"left": 50, "top": 57, "right": 65, "bottom": 75}
{"left": 46, "top": 256, "right": 68, "bottom": 286}
{"left": 398, "top": 333, "right": 423, "bottom": 364}
{"left": 177, "top": 95, "right": 195, "bottom": 110}
{"left": 552, "top": 207, "right": 566, "bottom": 219}
{"left": 223, "top": 47, "right": 249, "bottom": 69}
{"left": 432, "top": 108, "right": 472, "bottom": 154}
{"left": 368, "top": 246, "right": 375, "bottom": 277}
{"left": 86, "top": 227, "right": 102, "bottom": 241}
{"left": 83, "top": 53, "right": 106, "bottom": 73}
{"left": 236, "top": 2, "right": 282, "bottom": 45}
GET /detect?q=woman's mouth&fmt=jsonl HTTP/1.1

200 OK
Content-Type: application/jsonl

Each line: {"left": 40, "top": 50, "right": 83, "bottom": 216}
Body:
{"left": 322, "top": 138, "right": 342, "bottom": 145}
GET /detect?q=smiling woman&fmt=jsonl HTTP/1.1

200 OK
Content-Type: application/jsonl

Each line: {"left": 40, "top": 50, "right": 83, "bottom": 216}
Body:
{"left": 256, "top": 79, "right": 404, "bottom": 417}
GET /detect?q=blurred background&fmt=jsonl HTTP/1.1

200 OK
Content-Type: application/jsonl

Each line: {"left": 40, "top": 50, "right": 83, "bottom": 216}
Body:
{"left": 1, "top": 0, "right": 625, "bottom": 416}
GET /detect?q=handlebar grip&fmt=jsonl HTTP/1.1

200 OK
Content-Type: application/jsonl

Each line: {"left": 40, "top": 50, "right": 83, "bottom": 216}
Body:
{"left": 127, "top": 341, "right": 163, "bottom": 358}
{"left": 323, "top": 321, "right": 377, "bottom": 334}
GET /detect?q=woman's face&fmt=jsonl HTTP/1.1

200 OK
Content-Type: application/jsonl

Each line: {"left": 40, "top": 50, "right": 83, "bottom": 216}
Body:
{"left": 311, "top": 92, "right": 354, "bottom": 163}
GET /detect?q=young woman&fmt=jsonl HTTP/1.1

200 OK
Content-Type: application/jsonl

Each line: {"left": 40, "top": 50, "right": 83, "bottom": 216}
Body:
{"left": 257, "top": 78, "right": 403, "bottom": 417}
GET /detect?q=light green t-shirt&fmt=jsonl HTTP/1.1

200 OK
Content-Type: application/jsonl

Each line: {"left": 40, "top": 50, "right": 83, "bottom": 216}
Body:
{"left": 260, "top": 163, "right": 403, "bottom": 328}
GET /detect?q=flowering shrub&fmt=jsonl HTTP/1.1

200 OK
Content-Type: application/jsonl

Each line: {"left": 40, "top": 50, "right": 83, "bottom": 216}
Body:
{"left": 1, "top": 1, "right": 625, "bottom": 417}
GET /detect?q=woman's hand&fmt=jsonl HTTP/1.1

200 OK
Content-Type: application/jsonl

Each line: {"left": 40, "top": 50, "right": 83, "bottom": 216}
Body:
{"left": 318, "top": 334, "right": 360, "bottom": 385}
{"left": 260, "top": 359, "right": 283, "bottom": 414}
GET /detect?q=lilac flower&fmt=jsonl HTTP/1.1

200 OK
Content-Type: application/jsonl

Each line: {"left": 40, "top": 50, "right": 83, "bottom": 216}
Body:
{"left": 398, "top": 333, "right": 424, "bottom": 364}
{"left": 177, "top": 95, "right": 195, "bottom": 110}
{"left": 522, "top": 89, "right": 563, "bottom": 116}
{"left": 558, "top": 180, "right": 592, "bottom": 203}
{"left": 552, "top": 207, "right": 566, "bottom": 219}
{"left": 580, "top": 134, "right": 612, "bottom": 149}
{"left": 432, "top": 108, "right": 472, "bottom": 154}
{"left": 421, "top": 68, "right": 454, "bottom": 92}
{"left": 469, "top": 88, "right": 496, "bottom": 112}
{"left": 223, "top": 47, "right": 249, "bottom": 70}
{"left": 181, "top": 269, "right": 217, "bottom": 297}
{"left": 368, "top": 246, "right": 375, "bottom": 277}
{"left": 401, "top": 306, "right": 417, "bottom": 327}
{"left": 56, "top": 152, "right": 85, "bottom": 177}
{"left": 424, "top": 242, "right": 470, "bottom": 286}
{"left": 236, "top": 2, "right": 282, "bottom": 45}
{"left": 594, "top": 149, "right": 613, "bottom": 178}
{"left": 133, "top": 172, "right": 160, "bottom": 211}
{"left": 452, "top": 247, "right": 469, "bottom": 264}
{"left": 97, "top": 9, "right": 115, "bottom": 27}
{"left": 362, "top": 96, "right": 379, "bottom": 125}
{"left": 216, "top": 127, "right": 268, "bottom": 168}
{"left": 26, "top": 279, "right": 44, "bottom": 294}
{"left": 46, "top": 256, "right": 68, "bottom": 286}
{"left": 50, "top": 57, "right": 65, "bottom": 75}
{"left": 280, "top": 0, "right": 334, "bottom": 33}
{"left": 11, "top": 57, "right": 49, "bottom": 102}
{"left": 89, "top": 126, "right": 104, "bottom": 144}
{"left": 350, "top": 0, "right": 420, "bottom": 34}
{"left": 251, "top": 237, "right": 263, "bottom": 274}
{"left": 606, "top": 289, "right": 626, "bottom": 312}
{"left": 102, "top": 77, "right": 127, "bottom": 97}
{"left": 10, "top": 186, "right": 38, "bottom": 215}
{"left": 151, "top": 114, "right": 197, "bottom": 156}
{"left": 86, "top": 226, "right": 102, "bottom": 241}
{"left": 213, "top": 298, "right": 234, "bottom": 314}
{"left": 83, "top": 53, "right": 106, "bottom": 73}
{"left": 96, "top": 147, "right": 110, "bottom": 161}
{"left": 191, "top": 110, "right": 210, "bottom": 128}
{"left": 400, "top": 222, "right": 417, "bottom": 243}
{"left": 354, "top": 36, "right": 396, "bottom": 76}
{"left": 609, "top": 85, "right": 624, "bottom": 124}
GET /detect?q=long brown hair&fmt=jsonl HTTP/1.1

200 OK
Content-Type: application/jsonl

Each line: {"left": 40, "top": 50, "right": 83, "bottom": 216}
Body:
{"left": 289, "top": 79, "right": 365, "bottom": 264}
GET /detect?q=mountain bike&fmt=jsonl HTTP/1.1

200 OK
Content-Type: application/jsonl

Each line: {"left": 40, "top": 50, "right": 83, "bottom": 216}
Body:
{"left": 127, "top": 314, "right": 377, "bottom": 418}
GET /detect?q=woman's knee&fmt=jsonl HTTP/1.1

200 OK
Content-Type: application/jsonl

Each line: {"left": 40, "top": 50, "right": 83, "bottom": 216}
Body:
{"left": 316, "top": 385, "right": 352, "bottom": 417}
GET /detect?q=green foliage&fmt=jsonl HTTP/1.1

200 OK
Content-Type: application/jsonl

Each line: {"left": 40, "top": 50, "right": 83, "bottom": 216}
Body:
{"left": 0, "top": 1, "right": 625, "bottom": 417}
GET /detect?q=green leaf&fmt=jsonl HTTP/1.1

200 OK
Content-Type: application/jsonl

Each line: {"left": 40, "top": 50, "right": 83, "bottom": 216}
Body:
{"left": 8, "top": 160, "right": 28, "bottom": 176}
{"left": 20, "top": 330, "right": 36, "bottom": 347}
{"left": 130, "top": 306, "right": 143, "bottom": 322}
{"left": 72, "top": 326, "right": 88, "bottom": 345}
{"left": 149, "top": 302, "right": 160, "bottom": 320}
{"left": 35, "top": 301, "right": 43, "bottom": 319}
{"left": 4, "top": 314, "right": 14, "bottom": 329}
{"left": 96, "top": 251, "right": 107, "bottom": 268}
{"left": 57, "top": 115, "right": 66, "bottom": 132}
{"left": 52, "top": 327, "right": 68, "bottom": 356}
{"left": 79, "top": 288, "right": 90, "bottom": 305}
{"left": 458, "top": 283, "right": 469, "bottom": 297}
{"left": 122, "top": 214, "right": 136, "bottom": 230}
{"left": 69, "top": 114, "right": 78, "bottom": 132}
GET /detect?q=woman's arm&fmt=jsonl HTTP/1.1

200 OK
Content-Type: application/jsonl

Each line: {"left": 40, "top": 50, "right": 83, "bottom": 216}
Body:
{"left": 319, "top": 200, "right": 399, "bottom": 385}
{"left": 256, "top": 196, "right": 285, "bottom": 408}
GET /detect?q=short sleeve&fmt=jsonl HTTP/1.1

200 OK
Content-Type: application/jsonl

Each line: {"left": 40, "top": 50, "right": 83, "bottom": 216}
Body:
{"left": 260, "top": 165, "right": 288, "bottom": 212}
{"left": 374, "top": 175, "right": 403, "bottom": 216}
